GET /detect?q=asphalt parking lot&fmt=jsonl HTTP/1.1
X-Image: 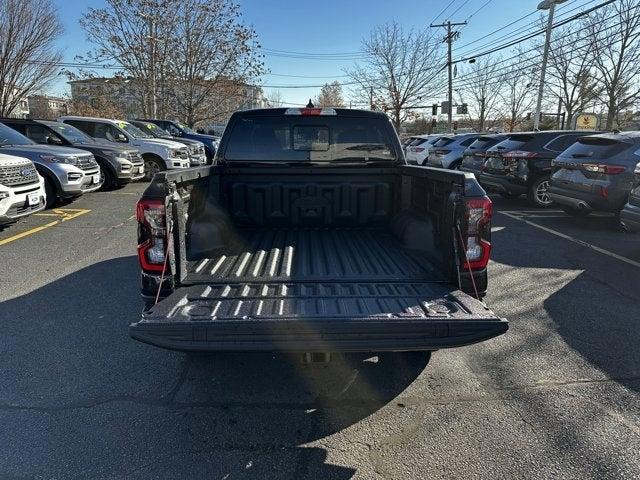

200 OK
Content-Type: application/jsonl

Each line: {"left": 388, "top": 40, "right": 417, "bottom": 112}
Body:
{"left": 1, "top": 184, "right": 639, "bottom": 479}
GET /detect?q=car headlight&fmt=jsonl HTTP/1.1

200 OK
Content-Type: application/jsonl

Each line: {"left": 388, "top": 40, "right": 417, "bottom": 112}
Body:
{"left": 117, "top": 159, "right": 133, "bottom": 170}
{"left": 0, "top": 191, "right": 10, "bottom": 199}
{"left": 40, "top": 155, "right": 78, "bottom": 165}
{"left": 169, "top": 149, "right": 179, "bottom": 158}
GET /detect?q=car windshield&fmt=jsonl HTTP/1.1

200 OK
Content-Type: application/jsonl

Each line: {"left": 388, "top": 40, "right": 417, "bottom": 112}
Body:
{"left": 48, "top": 123, "right": 94, "bottom": 144}
{"left": 140, "top": 122, "right": 171, "bottom": 138}
{"left": 175, "top": 121, "right": 196, "bottom": 134}
{"left": 0, "top": 123, "right": 35, "bottom": 146}
{"left": 117, "top": 121, "right": 151, "bottom": 139}
{"left": 224, "top": 115, "right": 397, "bottom": 163}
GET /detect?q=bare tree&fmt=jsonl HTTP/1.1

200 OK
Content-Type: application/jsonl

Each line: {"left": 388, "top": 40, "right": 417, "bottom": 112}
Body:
{"left": 346, "top": 22, "right": 444, "bottom": 130}
{"left": 499, "top": 49, "right": 537, "bottom": 132}
{"left": 27, "top": 95, "right": 55, "bottom": 120}
{"left": 0, "top": 0, "right": 63, "bottom": 117}
{"left": 267, "top": 89, "right": 285, "bottom": 107}
{"left": 315, "top": 81, "right": 345, "bottom": 107}
{"left": 542, "top": 24, "right": 601, "bottom": 129}
{"left": 79, "top": 0, "right": 179, "bottom": 117}
{"left": 584, "top": 0, "right": 640, "bottom": 129}
{"left": 458, "top": 57, "right": 504, "bottom": 132}
{"left": 66, "top": 97, "right": 124, "bottom": 119}
{"left": 167, "top": 0, "right": 265, "bottom": 126}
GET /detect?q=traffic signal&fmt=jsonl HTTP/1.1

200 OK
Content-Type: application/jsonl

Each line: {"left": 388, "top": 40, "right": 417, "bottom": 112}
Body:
{"left": 441, "top": 101, "right": 451, "bottom": 114}
{"left": 432, "top": 104, "right": 438, "bottom": 116}
{"left": 456, "top": 103, "right": 468, "bottom": 114}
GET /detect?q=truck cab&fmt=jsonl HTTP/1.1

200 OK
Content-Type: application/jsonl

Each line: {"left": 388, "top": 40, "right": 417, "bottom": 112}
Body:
{"left": 58, "top": 116, "right": 190, "bottom": 181}
{"left": 130, "top": 108, "right": 507, "bottom": 354}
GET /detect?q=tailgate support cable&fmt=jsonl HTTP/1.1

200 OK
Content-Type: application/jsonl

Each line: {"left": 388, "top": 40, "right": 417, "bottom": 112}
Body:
{"left": 456, "top": 224, "right": 481, "bottom": 300}
{"left": 154, "top": 216, "right": 174, "bottom": 306}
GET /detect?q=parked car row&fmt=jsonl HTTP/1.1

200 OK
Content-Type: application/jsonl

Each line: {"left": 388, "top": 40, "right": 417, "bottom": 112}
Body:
{"left": 413, "top": 129, "right": 640, "bottom": 231}
{"left": 0, "top": 115, "right": 220, "bottom": 227}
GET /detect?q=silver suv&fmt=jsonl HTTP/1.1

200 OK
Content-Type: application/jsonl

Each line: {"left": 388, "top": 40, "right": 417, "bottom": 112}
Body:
{"left": 0, "top": 153, "right": 46, "bottom": 224}
{"left": 426, "top": 133, "right": 480, "bottom": 170}
{"left": 0, "top": 122, "right": 101, "bottom": 207}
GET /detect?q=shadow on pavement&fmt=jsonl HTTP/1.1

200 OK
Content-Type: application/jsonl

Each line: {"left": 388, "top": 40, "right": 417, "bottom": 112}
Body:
{"left": 0, "top": 256, "right": 430, "bottom": 478}
{"left": 488, "top": 218, "right": 640, "bottom": 394}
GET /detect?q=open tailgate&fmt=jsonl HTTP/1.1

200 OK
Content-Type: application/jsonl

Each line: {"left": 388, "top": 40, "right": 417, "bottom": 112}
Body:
{"left": 130, "top": 282, "right": 507, "bottom": 352}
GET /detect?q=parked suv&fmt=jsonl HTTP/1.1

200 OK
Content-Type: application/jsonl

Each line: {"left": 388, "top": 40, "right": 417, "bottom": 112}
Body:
{"left": 460, "top": 134, "right": 508, "bottom": 178}
{"left": 0, "top": 153, "right": 46, "bottom": 225}
{"left": 548, "top": 132, "right": 640, "bottom": 217}
{"left": 58, "top": 117, "right": 190, "bottom": 181}
{"left": 620, "top": 162, "right": 640, "bottom": 232}
{"left": 129, "top": 120, "right": 207, "bottom": 166}
{"left": 0, "top": 122, "right": 101, "bottom": 207}
{"left": 405, "top": 135, "right": 441, "bottom": 165}
{"left": 135, "top": 119, "right": 218, "bottom": 163}
{"left": 2, "top": 118, "right": 144, "bottom": 189}
{"left": 426, "top": 133, "right": 479, "bottom": 169}
{"left": 478, "top": 130, "right": 597, "bottom": 207}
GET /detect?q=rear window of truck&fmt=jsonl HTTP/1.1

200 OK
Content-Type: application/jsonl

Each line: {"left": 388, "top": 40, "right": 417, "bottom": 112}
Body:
{"left": 224, "top": 115, "right": 398, "bottom": 163}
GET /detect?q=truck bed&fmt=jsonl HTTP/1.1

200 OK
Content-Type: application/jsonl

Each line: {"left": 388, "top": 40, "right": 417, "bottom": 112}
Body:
{"left": 184, "top": 227, "right": 444, "bottom": 284}
{"left": 131, "top": 164, "right": 507, "bottom": 352}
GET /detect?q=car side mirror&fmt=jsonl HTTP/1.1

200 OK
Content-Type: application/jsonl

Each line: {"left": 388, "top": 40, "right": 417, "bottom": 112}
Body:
{"left": 46, "top": 135, "right": 63, "bottom": 145}
{"left": 116, "top": 133, "right": 128, "bottom": 143}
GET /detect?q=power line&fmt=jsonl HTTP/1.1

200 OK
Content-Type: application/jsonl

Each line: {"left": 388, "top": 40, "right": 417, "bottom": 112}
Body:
{"left": 430, "top": 0, "right": 458, "bottom": 24}
{"left": 446, "top": 0, "right": 472, "bottom": 21}
{"left": 456, "top": 0, "right": 599, "bottom": 58}
{"left": 451, "top": 0, "right": 618, "bottom": 65}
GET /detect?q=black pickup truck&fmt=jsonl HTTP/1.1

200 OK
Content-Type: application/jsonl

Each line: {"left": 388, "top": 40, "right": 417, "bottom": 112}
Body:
{"left": 130, "top": 108, "right": 507, "bottom": 353}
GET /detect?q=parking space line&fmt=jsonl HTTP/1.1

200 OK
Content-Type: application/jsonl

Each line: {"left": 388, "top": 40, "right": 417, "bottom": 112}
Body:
{"left": 0, "top": 208, "right": 90, "bottom": 247}
{"left": 499, "top": 211, "right": 640, "bottom": 269}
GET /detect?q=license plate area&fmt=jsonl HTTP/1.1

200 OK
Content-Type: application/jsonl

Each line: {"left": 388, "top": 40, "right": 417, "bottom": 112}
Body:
{"left": 27, "top": 192, "right": 39, "bottom": 206}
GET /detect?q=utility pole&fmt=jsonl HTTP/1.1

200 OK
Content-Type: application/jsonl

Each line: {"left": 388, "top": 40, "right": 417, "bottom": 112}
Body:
{"left": 533, "top": 0, "right": 567, "bottom": 130}
{"left": 137, "top": 10, "right": 158, "bottom": 117}
{"left": 369, "top": 86, "right": 374, "bottom": 110}
{"left": 431, "top": 20, "right": 466, "bottom": 133}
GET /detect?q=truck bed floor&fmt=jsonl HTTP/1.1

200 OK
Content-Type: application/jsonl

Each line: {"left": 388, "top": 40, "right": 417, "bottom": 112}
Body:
{"left": 185, "top": 227, "right": 443, "bottom": 284}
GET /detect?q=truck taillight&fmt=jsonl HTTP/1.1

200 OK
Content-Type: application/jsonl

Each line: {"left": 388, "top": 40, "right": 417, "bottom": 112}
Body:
{"left": 464, "top": 197, "right": 492, "bottom": 270}
{"left": 136, "top": 199, "right": 167, "bottom": 272}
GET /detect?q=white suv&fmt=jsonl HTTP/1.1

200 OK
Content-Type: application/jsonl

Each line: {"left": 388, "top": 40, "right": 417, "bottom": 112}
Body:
{"left": 0, "top": 153, "right": 46, "bottom": 225}
{"left": 58, "top": 116, "right": 190, "bottom": 180}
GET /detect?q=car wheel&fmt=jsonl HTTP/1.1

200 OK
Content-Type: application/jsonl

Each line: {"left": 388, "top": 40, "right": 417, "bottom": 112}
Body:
{"left": 143, "top": 157, "right": 163, "bottom": 181}
{"left": 99, "top": 167, "right": 116, "bottom": 191}
{"left": 527, "top": 177, "right": 553, "bottom": 208}
{"left": 44, "top": 177, "right": 57, "bottom": 209}
{"left": 561, "top": 206, "right": 591, "bottom": 217}
{"left": 499, "top": 192, "right": 521, "bottom": 199}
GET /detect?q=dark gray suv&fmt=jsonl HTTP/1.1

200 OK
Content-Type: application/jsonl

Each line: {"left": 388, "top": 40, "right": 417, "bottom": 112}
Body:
{"left": 620, "top": 162, "right": 640, "bottom": 232}
{"left": 548, "top": 132, "right": 640, "bottom": 216}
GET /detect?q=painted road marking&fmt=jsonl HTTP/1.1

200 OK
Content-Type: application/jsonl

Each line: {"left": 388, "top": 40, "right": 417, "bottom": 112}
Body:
{"left": 499, "top": 211, "right": 640, "bottom": 269}
{"left": 0, "top": 208, "right": 90, "bottom": 247}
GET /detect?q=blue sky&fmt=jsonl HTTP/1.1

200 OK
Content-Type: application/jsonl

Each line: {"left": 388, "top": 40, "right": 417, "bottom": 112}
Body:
{"left": 51, "top": 0, "right": 546, "bottom": 105}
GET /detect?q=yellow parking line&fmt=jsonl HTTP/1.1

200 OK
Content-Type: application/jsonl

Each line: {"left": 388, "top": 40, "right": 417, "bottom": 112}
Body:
{"left": 0, "top": 209, "right": 91, "bottom": 247}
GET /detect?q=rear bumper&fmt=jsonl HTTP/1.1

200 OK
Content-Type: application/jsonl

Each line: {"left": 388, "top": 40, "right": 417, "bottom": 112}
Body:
{"left": 620, "top": 202, "right": 640, "bottom": 232}
{"left": 477, "top": 173, "right": 527, "bottom": 195}
{"left": 130, "top": 317, "right": 508, "bottom": 353}
{"left": 548, "top": 184, "right": 627, "bottom": 212}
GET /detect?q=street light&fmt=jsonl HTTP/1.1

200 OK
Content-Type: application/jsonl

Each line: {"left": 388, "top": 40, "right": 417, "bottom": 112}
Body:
{"left": 533, "top": 0, "right": 567, "bottom": 131}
